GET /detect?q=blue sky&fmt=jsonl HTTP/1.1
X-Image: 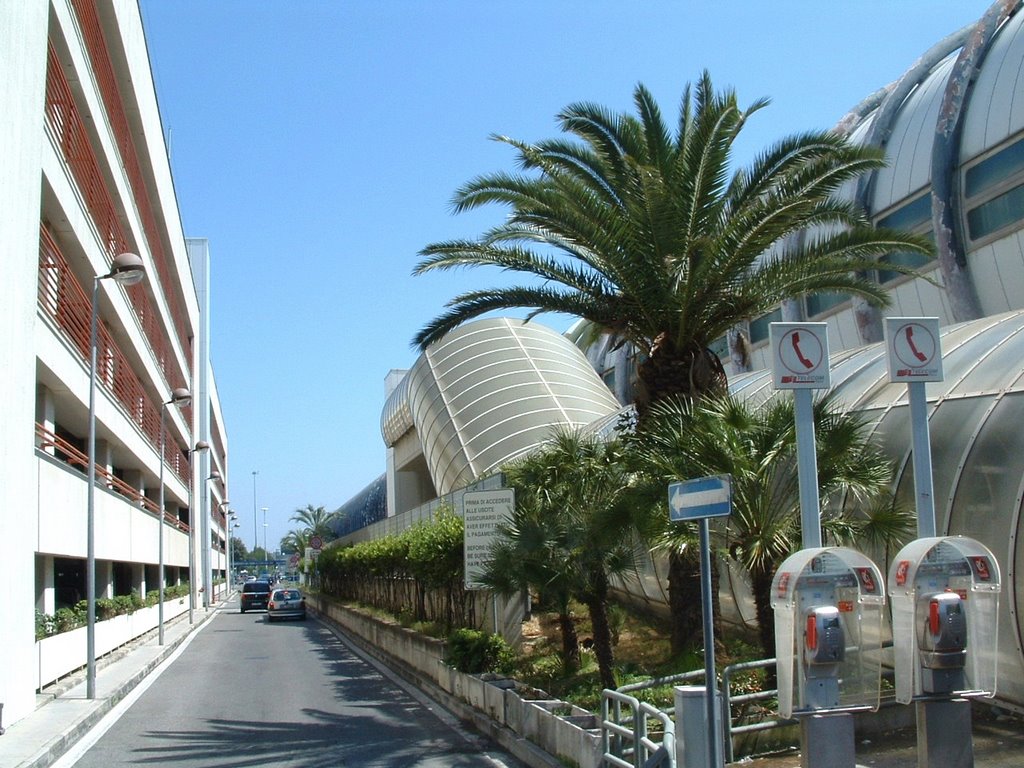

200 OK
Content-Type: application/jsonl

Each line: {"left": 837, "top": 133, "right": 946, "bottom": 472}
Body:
{"left": 139, "top": 0, "right": 991, "bottom": 550}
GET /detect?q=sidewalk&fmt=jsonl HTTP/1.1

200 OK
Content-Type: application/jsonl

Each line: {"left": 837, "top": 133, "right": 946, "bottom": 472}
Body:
{"left": 1, "top": 601, "right": 226, "bottom": 768}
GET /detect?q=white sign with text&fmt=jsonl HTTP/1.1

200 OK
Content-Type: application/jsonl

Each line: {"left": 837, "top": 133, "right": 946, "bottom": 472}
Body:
{"left": 463, "top": 488, "right": 514, "bottom": 590}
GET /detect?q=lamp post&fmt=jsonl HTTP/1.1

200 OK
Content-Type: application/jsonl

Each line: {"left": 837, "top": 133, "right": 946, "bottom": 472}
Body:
{"left": 202, "top": 471, "right": 221, "bottom": 609}
{"left": 158, "top": 387, "right": 191, "bottom": 646}
{"left": 86, "top": 252, "right": 145, "bottom": 700}
{"left": 215, "top": 499, "right": 230, "bottom": 603}
{"left": 187, "top": 440, "right": 210, "bottom": 625}
{"left": 227, "top": 513, "right": 239, "bottom": 593}
{"left": 262, "top": 506, "right": 269, "bottom": 561}
{"left": 252, "top": 470, "right": 259, "bottom": 551}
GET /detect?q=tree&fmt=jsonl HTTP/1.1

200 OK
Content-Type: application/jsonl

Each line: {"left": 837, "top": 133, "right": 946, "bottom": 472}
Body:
{"left": 290, "top": 504, "right": 338, "bottom": 542}
{"left": 279, "top": 529, "right": 308, "bottom": 556}
{"left": 627, "top": 392, "right": 913, "bottom": 660}
{"left": 413, "top": 72, "right": 931, "bottom": 650}
{"left": 485, "top": 427, "right": 646, "bottom": 690}
{"left": 230, "top": 536, "right": 249, "bottom": 563}
{"left": 480, "top": 492, "right": 581, "bottom": 674}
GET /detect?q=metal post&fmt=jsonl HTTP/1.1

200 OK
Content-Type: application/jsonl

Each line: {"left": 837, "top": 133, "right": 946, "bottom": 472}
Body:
{"left": 85, "top": 277, "right": 100, "bottom": 699}
{"left": 252, "top": 470, "right": 259, "bottom": 550}
{"left": 699, "top": 518, "right": 721, "bottom": 768}
{"left": 909, "top": 381, "right": 937, "bottom": 537}
{"left": 158, "top": 405, "right": 167, "bottom": 645}
{"left": 794, "top": 389, "right": 822, "bottom": 549}
{"left": 187, "top": 474, "right": 195, "bottom": 625}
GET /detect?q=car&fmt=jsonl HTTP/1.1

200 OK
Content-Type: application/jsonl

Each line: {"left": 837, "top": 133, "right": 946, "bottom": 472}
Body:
{"left": 240, "top": 579, "right": 272, "bottom": 613}
{"left": 266, "top": 587, "right": 306, "bottom": 622}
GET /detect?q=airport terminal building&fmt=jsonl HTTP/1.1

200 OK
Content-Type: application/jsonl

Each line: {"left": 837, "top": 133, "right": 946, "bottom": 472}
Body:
{"left": 2, "top": 2, "right": 229, "bottom": 726}
{"left": 336, "top": 3, "right": 1024, "bottom": 712}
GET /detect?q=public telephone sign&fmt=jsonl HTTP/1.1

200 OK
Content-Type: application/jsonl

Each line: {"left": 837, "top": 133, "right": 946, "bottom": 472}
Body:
{"left": 884, "top": 317, "right": 943, "bottom": 382}
{"left": 770, "top": 323, "right": 830, "bottom": 389}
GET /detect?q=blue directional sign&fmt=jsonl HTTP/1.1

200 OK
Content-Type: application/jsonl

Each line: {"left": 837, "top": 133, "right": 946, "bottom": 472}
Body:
{"left": 668, "top": 475, "right": 732, "bottom": 521}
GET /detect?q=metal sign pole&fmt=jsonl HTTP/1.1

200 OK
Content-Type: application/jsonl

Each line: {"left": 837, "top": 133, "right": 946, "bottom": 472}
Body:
{"left": 794, "top": 389, "right": 822, "bottom": 549}
{"left": 908, "top": 381, "right": 936, "bottom": 538}
{"left": 668, "top": 475, "right": 730, "bottom": 768}
{"left": 698, "top": 517, "right": 720, "bottom": 768}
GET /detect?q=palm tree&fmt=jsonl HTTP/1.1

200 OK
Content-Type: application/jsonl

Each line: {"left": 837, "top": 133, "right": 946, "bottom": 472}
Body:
{"left": 279, "top": 528, "right": 308, "bottom": 556}
{"left": 480, "top": 492, "right": 581, "bottom": 674}
{"left": 414, "top": 72, "right": 930, "bottom": 410}
{"left": 290, "top": 504, "right": 338, "bottom": 542}
{"left": 413, "top": 72, "right": 930, "bottom": 649}
{"left": 488, "top": 427, "right": 646, "bottom": 690}
{"left": 628, "top": 392, "right": 913, "bottom": 660}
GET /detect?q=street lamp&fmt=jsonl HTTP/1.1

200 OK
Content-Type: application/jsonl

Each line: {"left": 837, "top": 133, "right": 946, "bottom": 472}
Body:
{"left": 252, "top": 470, "right": 259, "bottom": 551}
{"left": 86, "top": 252, "right": 145, "bottom": 700}
{"left": 201, "top": 472, "right": 221, "bottom": 609}
{"left": 158, "top": 387, "right": 191, "bottom": 646}
{"left": 227, "top": 512, "right": 239, "bottom": 593}
{"left": 262, "top": 506, "right": 269, "bottom": 560}
{"left": 187, "top": 440, "right": 210, "bottom": 625}
{"left": 214, "top": 499, "right": 230, "bottom": 604}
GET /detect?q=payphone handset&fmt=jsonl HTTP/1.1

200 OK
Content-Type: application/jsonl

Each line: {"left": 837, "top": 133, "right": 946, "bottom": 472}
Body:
{"left": 771, "top": 547, "right": 886, "bottom": 718}
{"left": 887, "top": 536, "right": 1000, "bottom": 704}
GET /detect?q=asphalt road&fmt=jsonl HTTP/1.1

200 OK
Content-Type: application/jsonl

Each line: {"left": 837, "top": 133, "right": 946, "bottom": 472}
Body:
{"left": 56, "top": 594, "right": 526, "bottom": 768}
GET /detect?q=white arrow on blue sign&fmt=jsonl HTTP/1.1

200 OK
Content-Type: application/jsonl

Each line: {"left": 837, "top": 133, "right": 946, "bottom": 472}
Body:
{"left": 668, "top": 475, "right": 732, "bottom": 521}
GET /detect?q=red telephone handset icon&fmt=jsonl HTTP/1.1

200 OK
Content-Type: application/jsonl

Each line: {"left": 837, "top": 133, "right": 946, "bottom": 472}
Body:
{"left": 906, "top": 326, "right": 928, "bottom": 363}
{"left": 792, "top": 332, "right": 814, "bottom": 369}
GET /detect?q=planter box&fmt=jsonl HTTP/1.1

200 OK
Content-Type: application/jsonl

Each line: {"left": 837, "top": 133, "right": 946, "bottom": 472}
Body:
{"left": 36, "top": 598, "right": 188, "bottom": 690}
{"left": 308, "top": 595, "right": 605, "bottom": 768}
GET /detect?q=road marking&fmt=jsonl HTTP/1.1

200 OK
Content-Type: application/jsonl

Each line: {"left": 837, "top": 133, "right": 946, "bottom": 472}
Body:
{"left": 50, "top": 612, "right": 218, "bottom": 767}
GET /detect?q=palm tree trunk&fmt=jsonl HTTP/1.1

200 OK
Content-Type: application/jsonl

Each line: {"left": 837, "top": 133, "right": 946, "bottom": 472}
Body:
{"left": 557, "top": 610, "right": 581, "bottom": 673}
{"left": 584, "top": 594, "right": 617, "bottom": 691}
{"left": 668, "top": 549, "right": 705, "bottom": 655}
{"left": 750, "top": 565, "right": 777, "bottom": 663}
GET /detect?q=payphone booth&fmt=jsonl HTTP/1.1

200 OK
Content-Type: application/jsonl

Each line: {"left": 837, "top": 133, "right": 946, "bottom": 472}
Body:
{"left": 771, "top": 547, "right": 887, "bottom": 719}
{"left": 887, "top": 536, "right": 1000, "bottom": 704}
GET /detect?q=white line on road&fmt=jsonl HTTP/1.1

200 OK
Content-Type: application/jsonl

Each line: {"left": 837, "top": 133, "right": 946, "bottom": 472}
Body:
{"left": 50, "top": 611, "right": 219, "bottom": 768}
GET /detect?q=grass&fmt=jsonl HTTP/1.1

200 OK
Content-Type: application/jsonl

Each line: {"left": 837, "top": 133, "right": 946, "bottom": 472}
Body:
{"left": 511, "top": 600, "right": 767, "bottom": 712}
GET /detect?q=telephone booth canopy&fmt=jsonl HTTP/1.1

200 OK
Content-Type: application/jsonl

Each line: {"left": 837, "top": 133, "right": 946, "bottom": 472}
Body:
{"left": 887, "top": 536, "right": 1000, "bottom": 704}
{"left": 771, "top": 547, "right": 886, "bottom": 718}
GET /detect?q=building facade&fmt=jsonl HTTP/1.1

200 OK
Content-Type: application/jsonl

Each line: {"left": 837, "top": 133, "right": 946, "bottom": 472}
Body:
{"left": 333, "top": 2, "right": 1024, "bottom": 712}
{"left": 1, "top": 0, "right": 228, "bottom": 726}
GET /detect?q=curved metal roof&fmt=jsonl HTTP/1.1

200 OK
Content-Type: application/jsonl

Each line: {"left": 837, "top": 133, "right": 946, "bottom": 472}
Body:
{"left": 382, "top": 318, "right": 621, "bottom": 496}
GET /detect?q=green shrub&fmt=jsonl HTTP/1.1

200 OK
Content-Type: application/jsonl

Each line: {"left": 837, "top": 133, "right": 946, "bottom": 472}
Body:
{"left": 446, "top": 628, "right": 515, "bottom": 674}
{"left": 35, "top": 610, "right": 57, "bottom": 640}
{"left": 55, "top": 605, "right": 84, "bottom": 633}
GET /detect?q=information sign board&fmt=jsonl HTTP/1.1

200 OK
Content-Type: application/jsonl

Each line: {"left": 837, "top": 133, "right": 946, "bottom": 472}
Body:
{"left": 463, "top": 488, "right": 514, "bottom": 590}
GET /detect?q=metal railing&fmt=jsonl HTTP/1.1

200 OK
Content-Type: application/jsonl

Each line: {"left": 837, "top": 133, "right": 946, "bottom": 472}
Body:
{"left": 603, "top": 658, "right": 796, "bottom": 766}
{"left": 43, "top": 41, "right": 191, "bottom": 395}
{"left": 602, "top": 689, "right": 675, "bottom": 767}
{"left": 36, "top": 422, "right": 188, "bottom": 531}
{"left": 38, "top": 225, "right": 190, "bottom": 484}
{"left": 68, "top": 0, "right": 193, "bottom": 368}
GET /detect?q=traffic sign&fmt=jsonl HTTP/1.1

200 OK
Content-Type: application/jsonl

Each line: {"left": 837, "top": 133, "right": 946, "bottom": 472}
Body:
{"left": 769, "top": 322, "right": 830, "bottom": 389}
{"left": 309, "top": 535, "right": 323, "bottom": 550}
{"left": 668, "top": 475, "right": 732, "bottom": 521}
{"left": 884, "top": 317, "right": 943, "bottom": 382}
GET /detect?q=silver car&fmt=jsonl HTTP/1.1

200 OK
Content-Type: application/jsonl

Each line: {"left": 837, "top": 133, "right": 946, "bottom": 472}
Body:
{"left": 266, "top": 588, "right": 306, "bottom": 622}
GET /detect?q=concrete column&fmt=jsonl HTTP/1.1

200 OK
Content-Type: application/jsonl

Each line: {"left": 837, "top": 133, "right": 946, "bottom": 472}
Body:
{"left": 0, "top": 0, "right": 50, "bottom": 726}
{"left": 96, "top": 560, "right": 113, "bottom": 599}
{"left": 131, "top": 562, "right": 144, "bottom": 598}
{"left": 36, "top": 383, "right": 56, "bottom": 454}
{"left": 36, "top": 555, "right": 55, "bottom": 615}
